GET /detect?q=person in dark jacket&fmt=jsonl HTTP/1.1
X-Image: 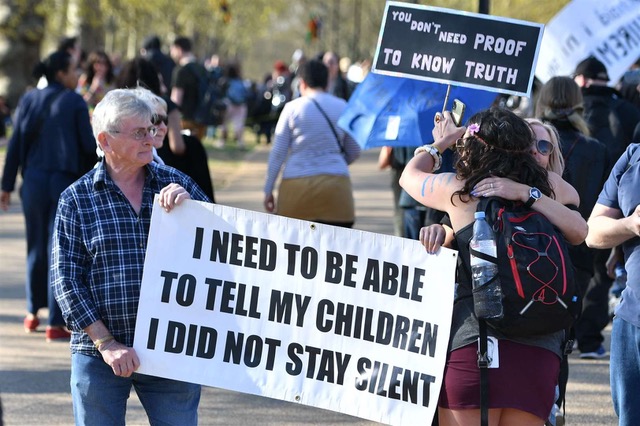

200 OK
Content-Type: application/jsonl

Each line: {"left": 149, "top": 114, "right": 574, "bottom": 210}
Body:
{"left": 573, "top": 57, "right": 640, "bottom": 359}
{"left": 536, "top": 77, "right": 610, "bottom": 413}
{"left": 0, "top": 50, "right": 97, "bottom": 340}
{"left": 322, "top": 51, "right": 352, "bottom": 101}
{"left": 140, "top": 35, "right": 175, "bottom": 95}
{"left": 573, "top": 56, "right": 640, "bottom": 164}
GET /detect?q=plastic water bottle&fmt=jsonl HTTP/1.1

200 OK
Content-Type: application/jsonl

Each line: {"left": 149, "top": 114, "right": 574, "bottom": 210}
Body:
{"left": 470, "top": 211, "right": 503, "bottom": 319}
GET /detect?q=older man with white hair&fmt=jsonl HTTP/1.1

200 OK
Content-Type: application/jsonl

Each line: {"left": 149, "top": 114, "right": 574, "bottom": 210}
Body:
{"left": 51, "top": 89, "right": 211, "bottom": 425}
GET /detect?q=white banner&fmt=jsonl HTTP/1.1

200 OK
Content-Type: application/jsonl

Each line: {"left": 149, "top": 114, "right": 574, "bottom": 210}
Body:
{"left": 133, "top": 199, "right": 457, "bottom": 425}
{"left": 535, "top": 0, "right": 640, "bottom": 84}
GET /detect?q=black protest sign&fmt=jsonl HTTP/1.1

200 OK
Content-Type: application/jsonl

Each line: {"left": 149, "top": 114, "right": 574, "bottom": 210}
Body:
{"left": 372, "top": 2, "right": 544, "bottom": 96}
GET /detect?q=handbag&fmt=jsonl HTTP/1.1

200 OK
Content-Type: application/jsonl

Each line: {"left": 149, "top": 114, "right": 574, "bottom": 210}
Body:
{"left": 309, "top": 97, "right": 346, "bottom": 157}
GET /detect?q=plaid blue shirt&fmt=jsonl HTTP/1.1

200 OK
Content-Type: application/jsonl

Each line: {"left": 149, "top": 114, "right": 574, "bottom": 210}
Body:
{"left": 51, "top": 160, "right": 211, "bottom": 356}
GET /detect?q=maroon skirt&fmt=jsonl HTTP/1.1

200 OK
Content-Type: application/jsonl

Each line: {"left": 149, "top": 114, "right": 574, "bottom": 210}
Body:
{"left": 439, "top": 340, "right": 560, "bottom": 420}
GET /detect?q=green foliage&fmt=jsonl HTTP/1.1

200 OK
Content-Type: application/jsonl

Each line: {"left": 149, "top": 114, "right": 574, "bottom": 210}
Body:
{"left": 0, "top": 0, "right": 573, "bottom": 82}
{"left": 0, "top": 0, "right": 46, "bottom": 42}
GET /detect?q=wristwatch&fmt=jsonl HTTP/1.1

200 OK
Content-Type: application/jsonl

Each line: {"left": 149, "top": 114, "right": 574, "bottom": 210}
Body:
{"left": 524, "top": 187, "right": 542, "bottom": 208}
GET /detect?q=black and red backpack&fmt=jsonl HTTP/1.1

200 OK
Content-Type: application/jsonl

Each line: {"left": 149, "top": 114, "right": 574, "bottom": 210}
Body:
{"left": 476, "top": 197, "right": 582, "bottom": 337}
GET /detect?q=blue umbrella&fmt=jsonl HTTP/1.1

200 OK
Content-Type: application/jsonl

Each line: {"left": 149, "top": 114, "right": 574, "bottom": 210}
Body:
{"left": 338, "top": 73, "right": 498, "bottom": 150}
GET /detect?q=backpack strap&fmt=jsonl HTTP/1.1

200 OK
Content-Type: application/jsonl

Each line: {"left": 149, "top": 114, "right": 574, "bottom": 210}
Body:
{"left": 478, "top": 319, "right": 490, "bottom": 426}
{"left": 468, "top": 247, "right": 498, "bottom": 266}
{"left": 475, "top": 196, "right": 497, "bottom": 426}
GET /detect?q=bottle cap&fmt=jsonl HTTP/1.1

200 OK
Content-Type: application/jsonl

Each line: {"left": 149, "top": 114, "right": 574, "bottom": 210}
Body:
{"left": 474, "top": 211, "right": 485, "bottom": 219}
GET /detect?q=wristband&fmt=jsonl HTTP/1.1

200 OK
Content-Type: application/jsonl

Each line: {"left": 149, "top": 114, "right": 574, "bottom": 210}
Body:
{"left": 94, "top": 335, "right": 114, "bottom": 348}
{"left": 414, "top": 145, "right": 442, "bottom": 172}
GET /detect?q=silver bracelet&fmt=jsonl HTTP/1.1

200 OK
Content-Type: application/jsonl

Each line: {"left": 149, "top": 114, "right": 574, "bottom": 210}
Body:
{"left": 414, "top": 145, "right": 442, "bottom": 172}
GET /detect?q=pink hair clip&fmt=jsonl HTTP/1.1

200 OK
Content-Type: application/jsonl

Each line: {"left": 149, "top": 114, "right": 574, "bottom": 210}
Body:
{"left": 467, "top": 123, "right": 480, "bottom": 135}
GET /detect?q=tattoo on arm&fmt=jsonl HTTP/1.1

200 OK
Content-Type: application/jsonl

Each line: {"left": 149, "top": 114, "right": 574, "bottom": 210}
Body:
{"left": 421, "top": 173, "right": 454, "bottom": 197}
{"left": 421, "top": 176, "right": 432, "bottom": 197}
{"left": 431, "top": 175, "right": 445, "bottom": 193}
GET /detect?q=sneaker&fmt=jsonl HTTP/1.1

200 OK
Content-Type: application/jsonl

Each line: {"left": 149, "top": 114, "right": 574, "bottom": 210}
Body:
{"left": 46, "top": 326, "right": 71, "bottom": 342}
{"left": 580, "top": 345, "right": 608, "bottom": 359}
{"left": 23, "top": 315, "right": 40, "bottom": 333}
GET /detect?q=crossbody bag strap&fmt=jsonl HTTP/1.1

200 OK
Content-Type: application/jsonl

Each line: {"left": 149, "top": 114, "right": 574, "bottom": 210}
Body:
{"left": 309, "top": 97, "right": 345, "bottom": 155}
{"left": 478, "top": 319, "right": 490, "bottom": 426}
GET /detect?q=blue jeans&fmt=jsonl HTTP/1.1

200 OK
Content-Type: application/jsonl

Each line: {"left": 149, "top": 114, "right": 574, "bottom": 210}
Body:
{"left": 21, "top": 169, "right": 73, "bottom": 326}
{"left": 610, "top": 316, "right": 640, "bottom": 425}
{"left": 402, "top": 208, "right": 426, "bottom": 240}
{"left": 71, "top": 354, "right": 201, "bottom": 426}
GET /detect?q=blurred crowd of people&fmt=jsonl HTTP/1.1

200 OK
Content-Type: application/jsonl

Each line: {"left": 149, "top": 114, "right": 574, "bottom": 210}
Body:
{"left": 1, "top": 35, "right": 369, "bottom": 151}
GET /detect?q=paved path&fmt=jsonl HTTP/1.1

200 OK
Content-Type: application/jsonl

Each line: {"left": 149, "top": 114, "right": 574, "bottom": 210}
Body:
{"left": 0, "top": 146, "right": 616, "bottom": 425}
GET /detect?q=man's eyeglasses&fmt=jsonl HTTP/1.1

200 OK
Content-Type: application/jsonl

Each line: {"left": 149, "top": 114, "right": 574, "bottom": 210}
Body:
{"left": 533, "top": 139, "right": 554, "bottom": 156}
{"left": 108, "top": 126, "right": 158, "bottom": 140}
{"left": 152, "top": 114, "right": 168, "bottom": 126}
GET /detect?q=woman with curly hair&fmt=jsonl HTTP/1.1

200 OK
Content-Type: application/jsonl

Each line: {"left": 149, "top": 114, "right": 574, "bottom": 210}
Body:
{"left": 400, "top": 107, "right": 587, "bottom": 425}
{"left": 419, "top": 118, "right": 566, "bottom": 253}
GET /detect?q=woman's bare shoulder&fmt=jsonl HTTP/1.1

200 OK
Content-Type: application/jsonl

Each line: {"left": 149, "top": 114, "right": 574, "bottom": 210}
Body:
{"left": 548, "top": 171, "right": 580, "bottom": 206}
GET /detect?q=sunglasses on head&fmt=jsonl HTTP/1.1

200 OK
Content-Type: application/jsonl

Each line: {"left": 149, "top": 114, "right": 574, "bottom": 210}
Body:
{"left": 533, "top": 139, "right": 554, "bottom": 156}
{"left": 455, "top": 136, "right": 487, "bottom": 151}
{"left": 456, "top": 137, "right": 553, "bottom": 156}
{"left": 152, "top": 114, "right": 168, "bottom": 126}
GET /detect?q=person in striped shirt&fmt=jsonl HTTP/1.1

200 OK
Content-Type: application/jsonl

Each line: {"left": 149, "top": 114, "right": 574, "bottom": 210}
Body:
{"left": 264, "top": 59, "right": 361, "bottom": 227}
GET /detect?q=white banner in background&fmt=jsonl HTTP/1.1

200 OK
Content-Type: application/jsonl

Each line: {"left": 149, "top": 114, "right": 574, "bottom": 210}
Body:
{"left": 133, "top": 199, "right": 457, "bottom": 425}
{"left": 535, "top": 0, "right": 640, "bottom": 84}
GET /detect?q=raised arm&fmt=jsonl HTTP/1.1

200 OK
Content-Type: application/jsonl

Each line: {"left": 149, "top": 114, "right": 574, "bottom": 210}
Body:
{"left": 399, "top": 112, "right": 465, "bottom": 213}
{"left": 473, "top": 173, "right": 587, "bottom": 245}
